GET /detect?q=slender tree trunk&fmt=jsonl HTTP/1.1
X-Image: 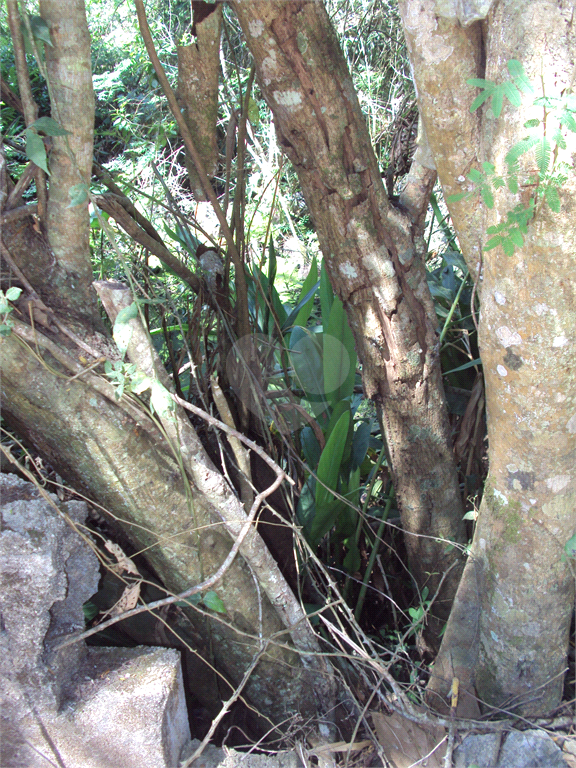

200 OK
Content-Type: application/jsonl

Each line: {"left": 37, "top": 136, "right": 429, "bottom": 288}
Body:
{"left": 232, "top": 0, "right": 467, "bottom": 632}
{"left": 401, "top": 0, "right": 576, "bottom": 715}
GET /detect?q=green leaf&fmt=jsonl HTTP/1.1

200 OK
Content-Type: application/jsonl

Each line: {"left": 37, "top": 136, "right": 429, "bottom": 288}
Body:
{"left": 293, "top": 256, "right": 318, "bottom": 329}
{"left": 29, "top": 116, "right": 69, "bottom": 136}
{"left": 29, "top": 15, "right": 53, "bottom": 46}
{"left": 268, "top": 238, "right": 277, "bottom": 287}
{"left": 313, "top": 410, "right": 351, "bottom": 542}
{"left": 534, "top": 137, "right": 551, "bottom": 175}
{"left": 560, "top": 109, "right": 576, "bottom": 133}
{"left": 68, "top": 183, "right": 88, "bottom": 208}
{"left": 289, "top": 326, "right": 327, "bottom": 413}
{"left": 323, "top": 297, "right": 356, "bottom": 407}
{"left": 469, "top": 90, "right": 491, "bottom": 113}
{"left": 351, "top": 421, "right": 371, "bottom": 471}
{"left": 467, "top": 168, "right": 484, "bottom": 184}
{"left": 480, "top": 185, "right": 494, "bottom": 209}
{"left": 491, "top": 86, "right": 504, "bottom": 118}
{"left": 508, "top": 229, "right": 525, "bottom": 248}
{"left": 202, "top": 591, "right": 226, "bottom": 614}
{"left": 343, "top": 541, "right": 361, "bottom": 573}
{"left": 482, "top": 162, "right": 496, "bottom": 175}
{"left": 282, "top": 280, "right": 319, "bottom": 332}
{"left": 508, "top": 176, "right": 519, "bottom": 194}
{"left": 446, "top": 191, "right": 468, "bottom": 204}
{"left": 507, "top": 59, "right": 533, "bottom": 94}
{"left": 301, "top": 426, "right": 322, "bottom": 469}
{"left": 0, "top": 324, "right": 13, "bottom": 337}
{"left": 502, "top": 81, "right": 522, "bottom": 108}
{"left": 25, "top": 129, "right": 49, "bottom": 174}
{"left": 502, "top": 239, "right": 516, "bottom": 257}
{"left": 545, "top": 184, "right": 561, "bottom": 213}
{"left": 484, "top": 236, "right": 502, "bottom": 251}
{"left": 524, "top": 118, "right": 540, "bottom": 129}
{"left": 5, "top": 287, "right": 23, "bottom": 302}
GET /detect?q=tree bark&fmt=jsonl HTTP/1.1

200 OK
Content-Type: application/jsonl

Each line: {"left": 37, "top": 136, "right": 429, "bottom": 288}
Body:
{"left": 232, "top": 0, "right": 467, "bottom": 632}
{"left": 402, "top": 0, "right": 576, "bottom": 715}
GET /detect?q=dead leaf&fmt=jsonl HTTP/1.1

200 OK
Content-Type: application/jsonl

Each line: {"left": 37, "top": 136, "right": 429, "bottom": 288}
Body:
{"left": 105, "top": 539, "right": 140, "bottom": 576}
{"left": 371, "top": 709, "right": 446, "bottom": 768}
{"left": 109, "top": 580, "right": 141, "bottom": 616}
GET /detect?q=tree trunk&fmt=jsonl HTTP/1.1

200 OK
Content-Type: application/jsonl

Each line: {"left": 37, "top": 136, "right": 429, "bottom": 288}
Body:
{"left": 232, "top": 0, "right": 467, "bottom": 632}
{"left": 401, "top": 0, "right": 576, "bottom": 715}
{"left": 0, "top": 1, "right": 333, "bottom": 729}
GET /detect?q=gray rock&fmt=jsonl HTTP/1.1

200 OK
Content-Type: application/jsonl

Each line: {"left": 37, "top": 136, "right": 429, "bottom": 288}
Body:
{"left": 180, "top": 739, "right": 300, "bottom": 768}
{"left": 454, "top": 728, "right": 569, "bottom": 767}
{"left": 0, "top": 475, "right": 191, "bottom": 768}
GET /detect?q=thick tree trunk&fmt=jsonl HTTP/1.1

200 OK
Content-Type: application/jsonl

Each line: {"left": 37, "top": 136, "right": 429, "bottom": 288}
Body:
{"left": 402, "top": 0, "right": 576, "bottom": 715}
{"left": 232, "top": 0, "right": 466, "bottom": 630}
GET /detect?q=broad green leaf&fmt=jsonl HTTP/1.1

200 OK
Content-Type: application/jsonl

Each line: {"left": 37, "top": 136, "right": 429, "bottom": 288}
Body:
{"left": 268, "top": 238, "right": 277, "bottom": 287}
{"left": 320, "top": 260, "right": 334, "bottom": 320}
{"left": 30, "top": 116, "right": 69, "bottom": 136}
{"left": 5, "top": 287, "right": 22, "bottom": 302}
{"left": 343, "top": 541, "right": 361, "bottom": 573}
{"left": 150, "top": 380, "right": 174, "bottom": 417}
{"left": 203, "top": 591, "right": 226, "bottom": 614}
{"left": 289, "top": 326, "right": 325, "bottom": 409}
{"left": 25, "top": 129, "right": 49, "bottom": 174}
{"left": 296, "top": 476, "right": 316, "bottom": 537}
{"left": 325, "top": 400, "right": 351, "bottom": 443}
{"left": 482, "top": 162, "right": 496, "bottom": 174}
{"left": 282, "top": 280, "right": 320, "bottom": 332}
{"left": 301, "top": 426, "right": 322, "bottom": 468}
{"left": 68, "top": 183, "right": 88, "bottom": 207}
{"left": 324, "top": 297, "right": 356, "bottom": 407}
{"left": 315, "top": 409, "right": 350, "bottom": 517}
{"left": 293, "top": 256, "right": 318, "bottom": 329}
{"left": 524, "top": 118, "right": 540, "bottom": 129}
{"left": 29, "top": 15, "right": 53, "bottom": 46}
{"left": 113, "top": 302, "right": 138, "bottom": 357}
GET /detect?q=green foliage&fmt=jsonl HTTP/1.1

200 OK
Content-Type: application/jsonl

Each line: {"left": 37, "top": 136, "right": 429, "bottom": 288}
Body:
{"left": 0, "top": 287, "right": 23, "bottom": 336}
{"left": 451, "top": 60, "right": 576, "bottom": 255}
